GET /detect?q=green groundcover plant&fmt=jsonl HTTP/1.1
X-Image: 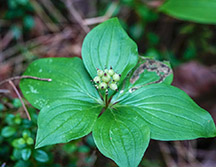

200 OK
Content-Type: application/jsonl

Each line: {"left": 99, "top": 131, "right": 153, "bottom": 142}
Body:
{"left": 20, "top": 18, "right": 216, "bottom": 167}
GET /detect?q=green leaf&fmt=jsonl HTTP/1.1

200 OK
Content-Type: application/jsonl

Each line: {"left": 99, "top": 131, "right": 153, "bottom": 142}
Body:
{"left": 12, "top": 139, "right": 25, "bottom": 149}
{"left": 23, "top": 15, "right": 35, "bottom": 30}
{"left": 114, "top": 58, "right": 173, "bottom": 99}
{"left": 1, "top": 126, "right": 16, "bottom": 137}
{"left": 5, "top": 114, "right": 15, "bottom": 125}
{"left": 82, "top": 18, "right": 138, "bottom": 83}
{"left": 21, "top": 148, "right": 31, "bottom": 161}
{"left": 36, "top": 99, "right": 102, "bottom": 148}
{"left": 160, "top": 0, "right": 216, "bottom": 24}
{"left": 20, "top": 57, "right": 102, "bottom": 109}
{"left": 78, "top": 145, "right": 90, "bottom": 153}
{"left": 34, "top": 150, "right": 49, "bottom": 162}
{"left": 113, "top": 84, "right": 216, "bottom": 140}
{"left": 63, "top": 143, "right": 78, "bottom": 153}
{"left": 13, "top": 148, "right": 22, "bottom": 160}
{"left": 0, "top": 103, "right": 4, "bottom": 111}
{"left": 26, "top": 137, "right": 34, "bottom": 145}
{"left": 130, "top": 59, "right": 173, "bottom": 88}
{"left": 17, "top": 0, "right": 29, "bottom": 5}
{"left": 13, "top": 98, "right": 22, "bottom": 108}
{"left": 86, "top": 134, "right": 96, "bottom": 147}
{"left": 93, "top": 108, "right": 150, "bottom": 167}
{"left": 14, "top": 160, "right": 31, "bottom": 167}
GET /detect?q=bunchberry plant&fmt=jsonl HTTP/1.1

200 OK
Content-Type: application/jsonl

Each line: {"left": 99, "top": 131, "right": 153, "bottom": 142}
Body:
{"left": 20, "top": 18, "right": 216, "bottom": 167}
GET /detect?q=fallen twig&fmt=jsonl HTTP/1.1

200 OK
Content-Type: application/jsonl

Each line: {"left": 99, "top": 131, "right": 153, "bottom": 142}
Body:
{"left": 0, "top": 89, "right": 10, "bottom": 93}
{"left": 0, "top": 76, "right": 52, "bottom": 120}
{"left": 64, "top": 0, "right": 90, "bottom": 33}
{"left": 159, "top": 142, "right": 178, "bottom": 167}
{"left": 0, "top": 76, "right": 52, "bottom": 86}
{"left": 1, "top": 162, "right": 6, "bottom": 167}
{"left": 84, "top": 1, "right": 119, "bottom": 25}
{"left": 9, "top": 80, "right": 31, "bottom": 120}
{"left": 31, "top": 0, "right": 60, "bottom": 32}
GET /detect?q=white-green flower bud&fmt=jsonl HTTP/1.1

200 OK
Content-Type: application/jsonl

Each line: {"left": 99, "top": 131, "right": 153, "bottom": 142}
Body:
{"left": 109, "top": 82, "right": 118, "bottom": 91}
{"left": 113, "top": 73, "right": 121, "bottom": 82}
{"left": 97, "top": 69, "right": 104, "bottom": 77}
{"left": 99, "top": 82, "right": 107, "bottom": 89}
{"left": 102, "top": 73, "right": 111, "bottom": 82}
{"left": 93, "top": 76, "right": 101, "bottom": 83}
{"left": 104, "top": 69, "right": 109, "bottom": 73}
{"left": 108, "top": 69, "right": 114, "bottom": 76}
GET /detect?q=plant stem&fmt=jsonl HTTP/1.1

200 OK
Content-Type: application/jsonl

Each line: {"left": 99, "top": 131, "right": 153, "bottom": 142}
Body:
{"left": 98, "top": 91, "right": 104, "bottom": 101}
{"left": 105, "top": 93, "right": 108, "bottom": 109}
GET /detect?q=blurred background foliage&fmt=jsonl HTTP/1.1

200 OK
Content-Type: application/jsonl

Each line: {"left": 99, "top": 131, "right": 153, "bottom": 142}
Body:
{"left": 1, "top": 0, "right": 216, "bottom": 166}
{"left": 0, "top": 97, "right": 101, "bottom": 167}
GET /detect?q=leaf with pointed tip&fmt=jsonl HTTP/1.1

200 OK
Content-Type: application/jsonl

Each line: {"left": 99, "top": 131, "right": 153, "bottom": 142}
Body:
{"left": 130, "top": 60, "right": 173, "bottom": 87}
{"left": 21, "top": 148, "right": 31, "bottom": 161}
{"left": 34, "top": 150, "right": 49, "bottom": 162}
{"left": 93, "top": 108, "right": 150, "bottom": 167}
{"left": 82, "top": 18, "right": 138, "bottom": 83}
{"left": 113, "top": 84, "right": 216, "bottom": 140}
{"left": 160, "top": 0, "right": 216, "bottom": 24}
{"left": 121, "top": 59, "right": 173, "bottom": 94}
{"left": 36, "top": 99, "right": 102, "bottom": 148}
{"left": 20, "top": 57, "right": 102, "bottom": 109}
{"left": 115, "top": 58, "right": 173, "bottom": 101}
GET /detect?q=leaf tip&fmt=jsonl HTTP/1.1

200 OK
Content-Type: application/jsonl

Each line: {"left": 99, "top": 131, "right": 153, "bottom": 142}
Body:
{"left": 35, "top": 143, "right": 41, "bottom": 149}
{"left": 35, "top": 139, "right": 47, "bottom": 149}
{"left": 103, "top": 17, "right": 120, "bottom": 26}
{"left": 35, "top": 135, "right": 45, "bottom": 149}
{"left": 108, "top": 17, "right": 119, "bottom": 22}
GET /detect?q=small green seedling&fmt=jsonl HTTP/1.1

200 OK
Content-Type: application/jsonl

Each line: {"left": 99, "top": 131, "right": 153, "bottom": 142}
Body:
{"left": 20, "top": 18, "right": 216, "bottom": 167}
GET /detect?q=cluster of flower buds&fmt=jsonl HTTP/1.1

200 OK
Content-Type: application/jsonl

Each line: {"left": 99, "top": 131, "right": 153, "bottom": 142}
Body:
{"left": 93, "top": 67, "right": 121, "bottom": 92}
